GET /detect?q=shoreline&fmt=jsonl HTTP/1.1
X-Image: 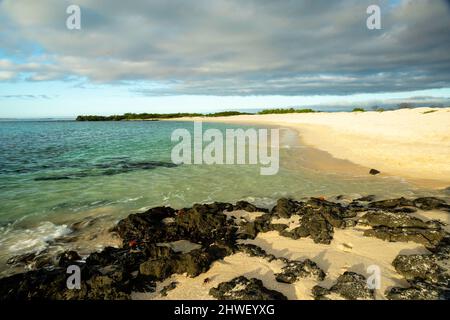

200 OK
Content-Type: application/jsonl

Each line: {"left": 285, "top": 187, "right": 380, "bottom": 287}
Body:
{"left": 1, "top": 195, "right": 449, "bottom": 300}
{"left": 165, "top": 107, "right": 450, "bottom": 189}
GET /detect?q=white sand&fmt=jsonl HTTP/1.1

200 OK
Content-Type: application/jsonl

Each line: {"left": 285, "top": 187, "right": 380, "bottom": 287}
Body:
{"left": 132, "top": 253, "right": 289, "bottom": 300}
{"left": 169, "top": 107, "right": 450, "bottom": 188}
{"left": 133, "top": 226, "right": 429, "bottom": 300}
{"left": 240, "top": 229, "right": 429, "bottom": 300}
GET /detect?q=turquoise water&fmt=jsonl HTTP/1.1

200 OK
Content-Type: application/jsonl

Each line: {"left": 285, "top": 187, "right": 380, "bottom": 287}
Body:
{"left": 0, "top": 120, "right": 446, "bottom": 275}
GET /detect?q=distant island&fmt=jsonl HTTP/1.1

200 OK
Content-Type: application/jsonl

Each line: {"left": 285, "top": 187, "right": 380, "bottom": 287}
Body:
{"left": 75, "top": 109, "right": 317, "bottom": 121}
{"left": 75, "top": 105, "right": 447, "bottom": 121}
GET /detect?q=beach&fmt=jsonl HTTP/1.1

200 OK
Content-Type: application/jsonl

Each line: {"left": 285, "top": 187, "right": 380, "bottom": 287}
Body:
{"left": 0, "top": 113, "right": 449, "bottom": 300}
{"left": 169, "top": 107, "right": 450, "bottom": 189}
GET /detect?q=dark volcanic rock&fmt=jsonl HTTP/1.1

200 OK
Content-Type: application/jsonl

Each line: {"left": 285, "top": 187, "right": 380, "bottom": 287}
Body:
{"left": 368, "top": 196, "right": 449, "bottom": 213}
{"left": 236, "top": 244, "right": 276, "bottom": 262}
{"left": 115, "top": 206, "right": 177, "bottom": 244}
{"left": 116, "top": 202, "right": 238, "bottom": 247}
{"left": 312, "top": 272, "right": 375, "bottom": 300}
{"left": 139, "top": 246, "right": 230, "bottom": 280}
{"left": 6, "top": 251, "right": 55, "bottom": 270}
{"left": 1, "top": 196, "right": 448, "bottom": 300}
{"left": 209, "top": 276, "right": 287, "bottom": 300}
{"left": 160, "top": 281, "right": 178, "bottom": 297}
{"left": 233, "top": 201, "right": 269, "bottom": 213}
{"left": 175, "top": 203, "right": 236, "bottom": 245}
{"left": 58, "top": 251, "right": 82, "bottom": 268}
{"left": 392, "top": 254, "right": 449, "bottom": 286}
{"left": 271, "top": 198, "right": 303, "bottom": 218}
{"left": 238, "top": 214, "right": 274, "bottom": 239}
{"left": 386, "top": 237, "right": 450, "bottom": 300}
{"left": 413, "top": 197, "right": 450, "bottom": 211}
{"left": 284, "top": 210, "right": 334, "bottom": 244}
{"left": 360, "top": 211, "right": 430, "bottom": 229}
{"left": 386, "top": 280, "right": 449, "bottom": 300}
{"left": 369, "top": 197, "right": 414, "bottom": 210}
{"left": 363, "top": 227, "right": 446, "bottom": 246}
{"left": 272, "top": 197, "right": 364, "bottom": 243}
{"left": 275, "top": 259, "right": 326, "bottom": 284}
{"left": 355, "top": 195, "right": 376, "bottom": 202}
{"left": 0, "top": 266, "right": 131, "bottom": 300}
{"left": 306, "top": 198, "right": 357, "bottom": 226}
{"left": 360, "top": 210, "right": 447, "bottom": 246}
{"left": 369, "top": 169, "right": 380, "bottom": 175}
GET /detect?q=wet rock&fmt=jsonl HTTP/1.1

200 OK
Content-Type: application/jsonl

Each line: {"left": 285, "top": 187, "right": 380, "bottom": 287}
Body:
{"left": 58, "top": 250, "right": 82, "bottom": 268}
{"left": 115, "top": 206, "right": 177, "bottom": 244}
{"left": 368, "top": 197, "right": 449, "bottom": 212}
{"left": 355, "top": 195, "right": 376, "bottom": 202}
{"left": 209, "top": 276, "right": 287, "bottom": 300}
{"left": 369, "top": 169, "right": 380, "bottom": 175}
{"left": 86, "top": 246, "right": 149, "bottom": 273}
{"left": 6, "top": 251, "right": 55, "bottom": 270}
{"left": 2, "top": 196, "right": 447, "bottom": 300}
{"left": 271, "top": 198, "right": 303, "bottom": 218}
{"left": 275, "top": 259, "right": 326, "bottom": 284}
{"left": 233, "top": 201, "right": 269, "bottom": 213}
{"left": 0, "top": 265, "right": 131, "bottom": 300}
{"left": 175, "top": 203, "right": 237, "bottom": 245}
{"left": 369, "top": 197, "right": 414, "bottom": 210}
{"left": 312, "top": 272, "right": 375, "bottom": 300}
{"left": 386, "top": 280, "right": 449, "bottom": 300}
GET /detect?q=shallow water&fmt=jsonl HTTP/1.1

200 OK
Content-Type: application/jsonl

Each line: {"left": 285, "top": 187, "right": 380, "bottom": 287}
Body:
{"left": 0, "top": 120, "right": 447, "bottom": 276}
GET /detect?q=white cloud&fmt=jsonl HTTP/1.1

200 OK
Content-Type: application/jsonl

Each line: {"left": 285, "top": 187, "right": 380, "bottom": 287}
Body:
{"left": 1, "top": 0, "right": 450, "bottom": 95}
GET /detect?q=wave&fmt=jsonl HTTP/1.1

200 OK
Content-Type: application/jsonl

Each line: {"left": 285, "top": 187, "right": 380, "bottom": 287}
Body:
{"left": 0, "top": 222, "right": 72, "bottom": 254}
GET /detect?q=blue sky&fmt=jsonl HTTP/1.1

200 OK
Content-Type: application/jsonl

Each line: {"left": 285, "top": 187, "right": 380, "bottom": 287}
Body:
{"left": 1, "top": 0, "right": 450, "bottom": 118}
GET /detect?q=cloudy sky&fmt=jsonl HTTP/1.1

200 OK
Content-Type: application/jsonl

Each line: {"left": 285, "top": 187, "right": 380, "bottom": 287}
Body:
{"left": 1, "top": 0, "right": 450, "bottom": 117}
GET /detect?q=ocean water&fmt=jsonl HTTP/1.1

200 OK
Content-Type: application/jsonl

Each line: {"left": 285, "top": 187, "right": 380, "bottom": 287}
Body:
{"left": 0, "top": 120, "right": 446, "bottom": 276}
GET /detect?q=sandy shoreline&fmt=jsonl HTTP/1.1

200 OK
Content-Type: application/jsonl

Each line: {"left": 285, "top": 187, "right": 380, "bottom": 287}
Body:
{"left": 167, "top": 107, "right": 450, "bottom": 189}
{"left": 133, "top": 205, "right": 448, "bottom": 300}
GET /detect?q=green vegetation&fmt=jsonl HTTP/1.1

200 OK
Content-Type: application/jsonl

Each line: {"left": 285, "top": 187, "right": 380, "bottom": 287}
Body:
{"left": 257, "top": 108, "right": 315, "bottom": 115}
{"left": 352, "top": 108, "right": 365, "bottom": 112}
{"left": 371, "top": 106, "right": 385, "bottom": 112}
{"left": 422, "top": 110, "right": 437, "bottom": 114}
{"left": 76, "top": 111, "right": 252, "bottom": 121}
{"left": 397, "top": 103, "right": 414, "bottom": 109}
{"left": 205, "top": 111, "right": 252, "bottom": 117}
